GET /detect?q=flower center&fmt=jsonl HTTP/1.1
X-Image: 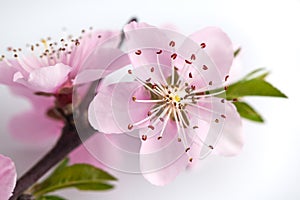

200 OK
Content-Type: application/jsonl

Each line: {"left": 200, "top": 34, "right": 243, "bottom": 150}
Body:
{"left": 126, "top": 49, "right": 227, "bottom": 162}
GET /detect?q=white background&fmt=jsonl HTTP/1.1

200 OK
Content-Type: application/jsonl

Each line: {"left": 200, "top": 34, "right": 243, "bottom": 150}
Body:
{"left": 0, "top": 0, "right": 299, "bottom": 199}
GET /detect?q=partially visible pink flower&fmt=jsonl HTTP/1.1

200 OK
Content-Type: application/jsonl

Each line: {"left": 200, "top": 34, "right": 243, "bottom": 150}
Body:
{"left": 0, "top": 29, "right": 125, "bottom": 166}
{"left": 1, "top": 29, "right": 118, "bottom": 136}
{"left": 0, "top": 154, "right": 17, "bottom": 200}
{"left": 88, "top": 22, "right": 243, "bottom": 185}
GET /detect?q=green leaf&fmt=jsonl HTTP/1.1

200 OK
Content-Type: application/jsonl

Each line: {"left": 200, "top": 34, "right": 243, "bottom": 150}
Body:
{"left": 32, "top": 164, "right": 117, "bottom": 197}
{"left": 243, "top": 68, "right": 269, "bottom": 80}
{"left": 226, "top": 78, "right": 287, "bottom": 99}
{"left": 52, "top": 158, "right": 69, "bottom": 174}
{"left": 233, "top": 101, "right": 264, "bottom": 123}
{"left": 36, "top": 195, "right": 66, "bottom": 200}
{"left": 234, "top": 47, "right": 241, "bottom": 57}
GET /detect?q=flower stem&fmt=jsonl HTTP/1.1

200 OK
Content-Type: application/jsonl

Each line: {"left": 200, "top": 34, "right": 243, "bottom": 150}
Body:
{"left": 9, "top": 17, "right": 138, "bottom": 200}
{"left": 9, "top": 123, "right": 85, "bottom": 200}
{"left": 10, "top": 79, "right": 99, "bottom": 200}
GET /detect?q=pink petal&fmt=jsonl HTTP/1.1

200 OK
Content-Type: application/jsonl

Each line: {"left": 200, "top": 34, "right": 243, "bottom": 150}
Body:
{"left": 124, "top": 22, "right": 173, "bottom": 68}
{"left": 69, "top": 134, "right": 105, "bottom": 170}
{"left": 125, "top": 22, "right": 225, "bottom": 90}
{"left": 69, "top": 133, "right": 142, "bottom": 173}
{"left": 187, "top": 97, "right": 243, "bottom": 156}
{"left": 14, "top": 63, "right": 72, "bottom": 93}
{"left": 0, "top": 61, "right": 18, "bottom": 85}
{"left": 213, "top": 101, "right": 244, "bottom": 156}
{"left": 140, "top": 122, "right": 187, "bottom": 186}
{"left": 140, "top": 120, "right": 208, "bottom": 186}
{"left": 69, "top": 30, "right": 120, "bottom": 77}
{"left": 9, "top": 108, "right": 63, "bottom": 145}
{"left": 88, "top": 82, "right": 151, "bottom": 133}
{"left": 0, "top": 154, "right": 17, "bottom": 200}
{"left": 9, "top": 84, "right": 56, "bottom": 109}
{"left": 189, "top": 27, "right": 234, "bottom": 80}
{"left": 75, "top": 48, "right": 130, "bottom": 84}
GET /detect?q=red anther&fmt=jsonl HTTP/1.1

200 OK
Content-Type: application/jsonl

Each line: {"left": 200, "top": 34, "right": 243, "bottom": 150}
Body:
{"left": 135, "top": 50, "right": 142, "bottom": 55}
{"left": 202, "top": 65, "right": 208, "bottom": 70}
{"left": 185, "top": 60, "right": 192, "bottom": 64}
{"left": 169, "top": 41, "right": 175, "bottom": 47}
{"left": 171, "top": 53, "right": 177, "bottom": 60}
{"left": 142, "top": 135, "right": 147, "bottom": 141}
{"left": 128, "top": 124, "right": 133, "bottom": 130}
{"left": 156, "top": 49, "right": 162, "bottom": 54}
{"left": 189, "top": 72, "right": 193, "bottom": 78}
{"left": 225, "top": 75, "right": 229, "bottom": 82}
{"left": 191, "top": 54, "right": 196, "bottom": 60}
{"left": 200, "top": 42, "right": 206, "bottom": 48}
{"left": 232, "top": 98, "right": 238, "bottom": 102}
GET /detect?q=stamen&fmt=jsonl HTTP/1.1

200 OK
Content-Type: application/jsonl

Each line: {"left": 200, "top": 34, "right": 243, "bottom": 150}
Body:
{"left": 129, "top": 105, "right": 164, "bottom": 129}
{"left": 133, "top": 99, "right": 165, "bottom": 103}
{"left": 173, "top": 107, "right": 188, "bottom": 149}
{"left": 156, "top": 53, "right": 168, "bottom": 85}
{"left": 133, "top": 75, "right": 164, "bottom": 97}
{"left": 157, "top": 108, "right": 171, "bottom": 139}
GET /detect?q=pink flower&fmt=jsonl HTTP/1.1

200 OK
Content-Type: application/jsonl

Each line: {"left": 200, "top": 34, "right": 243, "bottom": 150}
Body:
{"left": 0, "top": 28, "right": 124, "bottom": 167}
{"left": 88, "top": 22, "right": 243, "bottom": 185}
{"left": 0, "top": 154, "right": 17, "bottom": 200}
